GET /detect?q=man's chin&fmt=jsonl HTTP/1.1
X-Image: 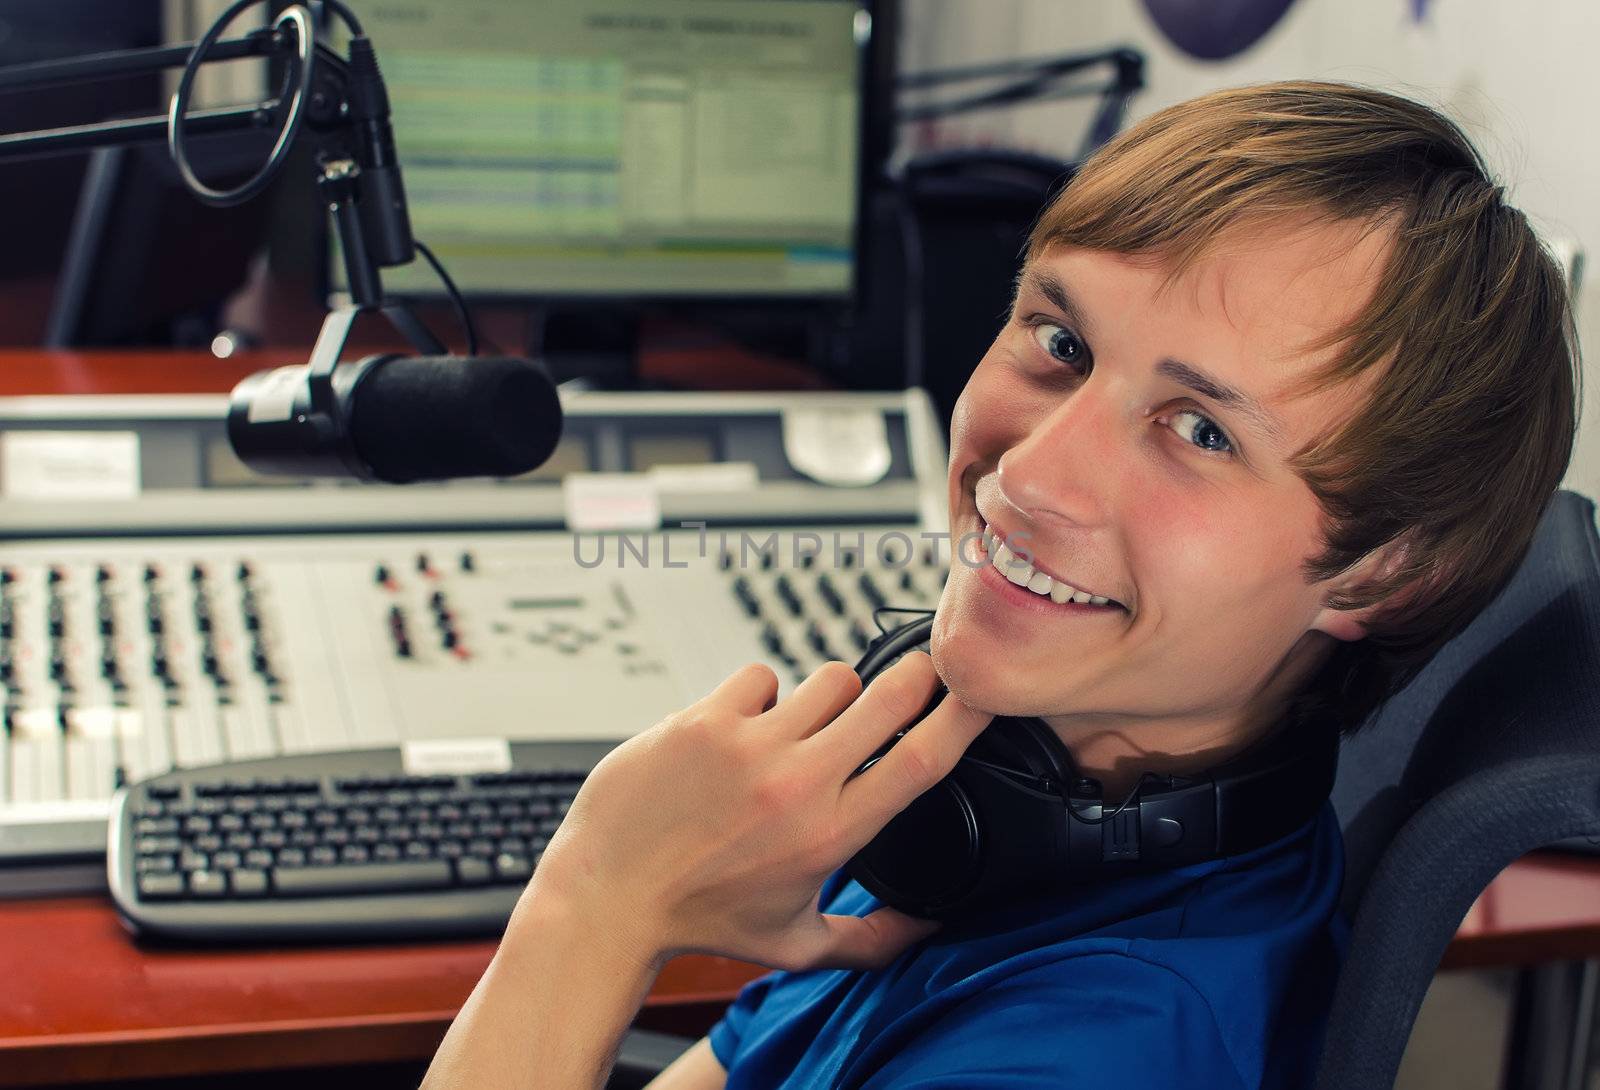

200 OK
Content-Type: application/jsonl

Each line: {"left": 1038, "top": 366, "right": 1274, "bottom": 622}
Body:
{"left": 930, "top": 629, "right": 1062, "bottom": 719}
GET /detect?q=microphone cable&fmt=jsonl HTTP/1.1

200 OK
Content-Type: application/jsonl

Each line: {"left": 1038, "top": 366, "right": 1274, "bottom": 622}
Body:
{"left": 413, "top": 239, "right": 479, "bottom": 357}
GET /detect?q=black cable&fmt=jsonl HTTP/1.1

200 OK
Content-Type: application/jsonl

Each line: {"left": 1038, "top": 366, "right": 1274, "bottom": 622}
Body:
{"left": 1067, "top": 772, "right": 1172, "bottom": 825}
{"left": 414, "top": 239, "right": 478, "bottom": 356}
{"left": 318, "top": 0, "right": 364, "bottom": 36}
{"left": 169, "top": 0, "right": 313, "bottom": 206}
{"left": 871, "top": 605, "right": 935, "bottom": 636}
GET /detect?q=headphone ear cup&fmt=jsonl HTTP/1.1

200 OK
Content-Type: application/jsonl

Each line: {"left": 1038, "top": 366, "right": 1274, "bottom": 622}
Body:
{"left": 969, "top": 716, "right": 1076, "bottom": 788}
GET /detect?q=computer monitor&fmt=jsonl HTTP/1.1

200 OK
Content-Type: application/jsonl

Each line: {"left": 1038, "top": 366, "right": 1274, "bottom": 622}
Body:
{"left": 341, "top": 0, "right": 876, "bottom": 304}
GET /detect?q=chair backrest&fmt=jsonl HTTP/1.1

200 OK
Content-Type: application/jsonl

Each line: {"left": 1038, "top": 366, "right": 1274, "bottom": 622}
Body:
{"left": 1316, "top": 489, "right": 1600, "bottom": 1090}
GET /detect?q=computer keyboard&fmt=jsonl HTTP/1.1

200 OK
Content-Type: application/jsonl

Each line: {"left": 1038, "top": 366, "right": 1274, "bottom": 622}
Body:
{"left": 106, "top": 741, "right": 614, "bottom": 942}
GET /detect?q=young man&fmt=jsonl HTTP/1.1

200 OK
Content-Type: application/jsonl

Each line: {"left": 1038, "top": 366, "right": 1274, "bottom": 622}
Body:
{"left": 422, "top": 82, "right": 1579, "bottom": 1089}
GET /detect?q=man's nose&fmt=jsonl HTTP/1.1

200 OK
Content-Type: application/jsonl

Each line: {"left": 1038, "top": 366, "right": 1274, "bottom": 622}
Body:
{"left": 995, "top": 383, "right": 1124, "bottom": 529}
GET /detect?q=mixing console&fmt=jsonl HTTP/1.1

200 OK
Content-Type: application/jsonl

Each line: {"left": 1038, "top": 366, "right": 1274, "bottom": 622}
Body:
{"left": 0, "top": 390, "right": 950, "bottom": 887}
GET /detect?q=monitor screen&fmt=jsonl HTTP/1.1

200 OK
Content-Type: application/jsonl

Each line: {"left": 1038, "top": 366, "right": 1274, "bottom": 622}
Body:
{"left": 345, "top": 0, "right": 870, "bottom": 301}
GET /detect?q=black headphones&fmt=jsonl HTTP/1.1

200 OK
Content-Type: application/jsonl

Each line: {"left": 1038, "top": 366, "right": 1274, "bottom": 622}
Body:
{"left": 844, "top": 615, "right": 1339, "bottom": 919}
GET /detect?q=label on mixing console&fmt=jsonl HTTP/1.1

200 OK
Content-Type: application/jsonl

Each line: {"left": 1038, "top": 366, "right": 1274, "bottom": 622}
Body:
{"left": 401, "top": 737, "right": 514, "bottom": 776}
{"left": 564, "top": 473, "right": 662, "bottom": 531}
{"left": 646, "top": 462, "right": 759, "bottom": 493}
{"left": 1, "top": 431, "right": 139, "bottom": 500}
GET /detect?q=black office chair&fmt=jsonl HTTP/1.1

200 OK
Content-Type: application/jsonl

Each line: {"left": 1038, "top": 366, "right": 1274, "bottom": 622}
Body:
{"left": 609, "top": 489, "right": 1600, "bottom": 1090}
{"left": 1319, "top": 488, "right": 1600, "bottom": 1090}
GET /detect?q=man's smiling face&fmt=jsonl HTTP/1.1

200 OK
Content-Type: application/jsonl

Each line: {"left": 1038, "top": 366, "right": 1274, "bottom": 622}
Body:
{"left": 934, "top": 220, "right": 1394, "bottom": 761}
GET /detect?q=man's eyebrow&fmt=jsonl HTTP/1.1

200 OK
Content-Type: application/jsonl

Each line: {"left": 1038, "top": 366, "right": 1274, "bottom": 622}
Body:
{"left": 1156, "top": 358, "right": 1285, "bottom": 446}
{"left": 1014, "top": 269, "right": 1097, "bottom": 342}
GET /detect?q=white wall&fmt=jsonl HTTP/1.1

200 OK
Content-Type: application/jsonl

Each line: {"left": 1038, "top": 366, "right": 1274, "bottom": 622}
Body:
{"left": 900, "top": 0, "right": 1600, "bottom": 496}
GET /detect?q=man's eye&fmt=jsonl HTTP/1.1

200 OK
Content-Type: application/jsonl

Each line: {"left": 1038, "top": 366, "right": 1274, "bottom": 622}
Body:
{"left": 1031, "top": 323, "right": 1090, "bottom": 373}
{"left": 1167, "top": 409, "right": 1234, "bottom": 455}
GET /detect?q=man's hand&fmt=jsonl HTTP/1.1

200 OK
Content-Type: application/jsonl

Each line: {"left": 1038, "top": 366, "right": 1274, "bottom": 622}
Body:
{"left": 516, "top": 652, "right": 991, "bottom": 976}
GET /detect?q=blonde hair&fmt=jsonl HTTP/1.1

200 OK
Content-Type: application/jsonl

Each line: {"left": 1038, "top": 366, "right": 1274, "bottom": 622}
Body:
{"left": 1028, "top": 81, "right": 1581, "bottom": 731}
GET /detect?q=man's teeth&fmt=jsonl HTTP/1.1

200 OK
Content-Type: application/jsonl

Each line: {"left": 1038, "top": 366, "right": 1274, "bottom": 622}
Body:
{"left": 982, "top": 528, "right": 1114, "bottom": 606}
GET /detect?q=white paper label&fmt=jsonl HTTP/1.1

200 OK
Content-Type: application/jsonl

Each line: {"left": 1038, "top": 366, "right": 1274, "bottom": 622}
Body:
{"left": 782, "top": 407, "right": 891, "bottom": 487}
{"left": 646, "top": 461, "right": 759, "bottom": 492}
{"left": 563, "top": 472, "right": 662, "bottom": 531}
{"left": 245, "top": 365, "right": 309, "bottom": 424}
{"left": 0, "top": 799, "right": 112, "bottom": 826}
{"left": 401, "top": 737, "right": 513, "bottom": 776}
{"left": 1, "top": 431, "right": 140, "bottom": 501}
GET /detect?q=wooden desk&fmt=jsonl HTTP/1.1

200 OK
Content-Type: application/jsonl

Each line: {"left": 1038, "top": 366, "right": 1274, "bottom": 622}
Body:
{"left": 1444, "top": 851, "right": 1600, "bottom": 970}
{"left": 0, "top": 338, "right": 830, "bottom": 400}
{"left": 0, "top": 894, "right": 764, "bottom": 1086}
{"left": 4, "top": 852, "right": 1599, "bottom": 1086}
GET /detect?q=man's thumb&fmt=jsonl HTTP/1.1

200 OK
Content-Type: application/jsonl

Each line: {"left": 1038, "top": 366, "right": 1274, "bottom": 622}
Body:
{"left": 809, "top": 907, "right": 942, "bottom": 972}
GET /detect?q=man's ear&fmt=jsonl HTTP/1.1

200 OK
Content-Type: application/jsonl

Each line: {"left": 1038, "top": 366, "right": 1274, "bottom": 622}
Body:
{"left": 1309, "top": 534, "right": 1415, "bottom": 643}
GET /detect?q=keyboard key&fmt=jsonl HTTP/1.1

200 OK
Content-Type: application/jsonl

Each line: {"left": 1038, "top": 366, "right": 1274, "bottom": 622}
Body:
{"left": 137, "top": 872, "right": 185, "bottom": 900}
{"left": 455, "top": 857, "right": 492, "bottom": 885}
{"left": 232, "top": 869, "right": 268, "bottom": 897}
{"left": 272, "top": 860, "right": 453, "bottom": 897}
{"left": 189, "top": 870, "right": 227, "bottom": 897}
{"left": 494, "top": 853, "right": 533, "bottom": 881}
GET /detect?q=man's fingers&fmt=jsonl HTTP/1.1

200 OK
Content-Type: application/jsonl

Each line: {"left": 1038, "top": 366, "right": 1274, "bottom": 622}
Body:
{"left": 840, "top": 692, "right": 992, "bottom": 829}
{"left": 762, "top": 659, "right": 863, "bottom": 738}
{"left": 822, "top": 651, "right": 942, "bottom": 773}
{"left": 700, "top": 662, "right": 781, "bottom": 719}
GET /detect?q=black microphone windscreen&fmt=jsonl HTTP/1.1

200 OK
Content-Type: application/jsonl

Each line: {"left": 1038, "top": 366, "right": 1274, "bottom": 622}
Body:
{"left": 348, "top": 356, "right": 562, "bottom": 483}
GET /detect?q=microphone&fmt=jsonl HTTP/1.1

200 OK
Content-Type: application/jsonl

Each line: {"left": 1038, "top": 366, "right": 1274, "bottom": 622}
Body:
{"left": 227, "top": 354, "right": 564, "bottom": 483}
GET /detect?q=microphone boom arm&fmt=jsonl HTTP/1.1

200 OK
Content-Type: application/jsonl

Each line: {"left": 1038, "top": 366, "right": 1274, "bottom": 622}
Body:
{"left": 0, "top": 2, "right": 447, "bottom": 358}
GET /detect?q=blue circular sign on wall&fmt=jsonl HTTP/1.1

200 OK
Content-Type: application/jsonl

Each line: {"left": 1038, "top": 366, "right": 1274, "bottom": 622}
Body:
{"left": 1140, "top": 0, "right": 1300, "bottom": 60}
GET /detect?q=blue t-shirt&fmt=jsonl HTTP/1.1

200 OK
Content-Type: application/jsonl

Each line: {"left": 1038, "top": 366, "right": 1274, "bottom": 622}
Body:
{"left": 709, "top": 803, "right": 1346, "bottom": 1089}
